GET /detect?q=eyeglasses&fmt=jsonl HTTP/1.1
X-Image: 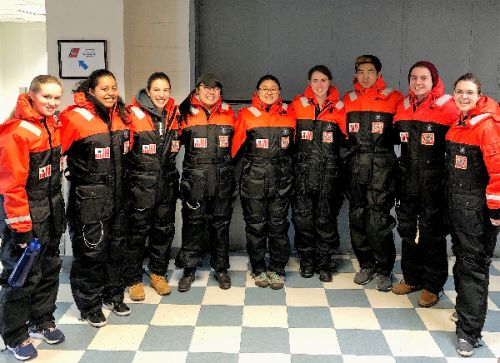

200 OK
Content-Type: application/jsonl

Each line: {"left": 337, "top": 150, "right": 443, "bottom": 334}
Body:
{"left": 454, "top": 89, "right": 477, "bottom": 97}
{"left": 259, "top": 88, "right": 280, "bottom": 94}
{"left": 201, "top": 84, "right": 221, "bottom": 92}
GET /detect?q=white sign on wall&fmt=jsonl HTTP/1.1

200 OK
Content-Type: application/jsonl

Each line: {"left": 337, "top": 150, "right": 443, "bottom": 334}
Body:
{"left": 58, "top": 40, "right": 107, "bottom": 79}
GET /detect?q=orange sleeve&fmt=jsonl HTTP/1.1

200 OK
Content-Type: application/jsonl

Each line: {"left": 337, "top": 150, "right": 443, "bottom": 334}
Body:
{"left": 0, "top": 131, "right": 32, "bottom": 233}
{"left": 482, "top": 121, "right": 500, "bottom": 213}
{"left": 231, "top": 110, "right": 248, "bottom": 158}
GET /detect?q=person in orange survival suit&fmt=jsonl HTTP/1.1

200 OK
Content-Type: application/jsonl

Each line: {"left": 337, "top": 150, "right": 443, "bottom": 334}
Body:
{"left": 446, "top": 73, "right": 500, "bottom": 357}
{"left": 0, "top": 75, "right": 66, "bottom": 361}
{"left": 59, "top": 69, "right": 133, "bottom": 328}
{"left": 392, "top": 61, "right": 460, "bottom": 307}
{"left": 291, "top": 65, "right": 347, "bottom": 283}
{"left": 124, "top": 72, "right": 180, "bottom": 301}
{"left": 342, "top": 55, "right": 403, "bottom": 291}
{"left": 232, "top": 74, "right": 295, "bottom": 290}
{"left": 176, "top": 74, "right": 236, "bottom": 292}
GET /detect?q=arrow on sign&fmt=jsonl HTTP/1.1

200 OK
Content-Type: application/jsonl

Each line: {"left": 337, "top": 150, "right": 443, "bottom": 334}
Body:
{"left": 78, "top": 60, "right": 88, "bottom": 70}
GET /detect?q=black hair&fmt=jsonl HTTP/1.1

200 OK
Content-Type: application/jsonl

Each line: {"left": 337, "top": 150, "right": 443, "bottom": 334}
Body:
{"left": 308, "top": 65, "right": 332, "bottom": 80}
{"left": 74, "top": 69, "right": 130, "bottom": 124}
{"left": 147, "top": 72, "right": 171, "bottom": 91}
{"left": 355, "top": 55, "right": 382, "bottom": 73}
{"left": 453, "top": 73, "right": 482, "bottom": 95}
{"left": 256, "top": 74, "right": 281, "bottom": 90}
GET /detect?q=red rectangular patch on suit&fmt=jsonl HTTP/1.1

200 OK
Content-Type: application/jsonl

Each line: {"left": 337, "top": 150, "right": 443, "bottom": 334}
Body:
{"left": 256, "top": 139, "right": 269, "bottom": 149}
{"left": 372, "top": 122, "right": 384, "bottom": 134}
{"left": 193, "top": 138, "right": 208, "bottom": 148}
{"left": 281, "top": 136, "right": 290, "bottom": 148}
{"left": 455, "top": 155, "right": 467, "bottom": 169}
{"left": 95, "top": 147, "right": 111, "bottom": 159}
{"left": 170, "top": 140, "right": 180, "bottom": 152}
{"left": 39, "top": 165, "right": 52, "bottom": 179}
{"left": 349, "top": 123, "right": 360, "bottom": 133}
{"left": 219, "top": 135, "right": 229, "bottom": 148}
{"left": 142, "top": 144, "right": 157, "bottom": 154}
{"left": 421, "top": 133, "right": 435, "bottom": 145}
{"left": 322, "top": 131, "right": 333, "bottom": 143}
{"left": 301, "top": 130, "right": 313, "bottom": 140}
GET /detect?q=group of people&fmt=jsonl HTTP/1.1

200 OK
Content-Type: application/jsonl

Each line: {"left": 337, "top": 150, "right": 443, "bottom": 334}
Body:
{"left": 0, "top": 54, "right": 499, "bottom": 360}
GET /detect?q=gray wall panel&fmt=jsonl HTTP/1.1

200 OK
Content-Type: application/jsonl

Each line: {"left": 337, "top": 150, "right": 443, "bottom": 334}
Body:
{"left": 330, "top": 0, "right": 404, "bottom": 95}
{"left": 470, "top": 0, "right": 500, "bottom": 99}
{"left": 194, "top": 0, "right": 500, "bottom": 254}
{"left": 400, "top": 0, "right": 473, "bottom": 93}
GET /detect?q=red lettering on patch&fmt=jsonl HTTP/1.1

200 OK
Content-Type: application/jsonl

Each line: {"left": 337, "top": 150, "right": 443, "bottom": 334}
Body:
{"left": 372, "top": 122, "right": 384, "bottom": 134}
{"left": 39, "top": 165, "right": 52, "bottom": 179}
{"left": 142, "top": 144, "right": 157, "bottom": 154}
{"left": 349, "top": 123, "right": 360, "bottom": 133}
{"left": 256, "top": 139, "right": 269, "bottom": 149}
{"left": 301, "top": 130, "right": 313, "bottom": 141}
{"left": 219, "top": 135, "right": 229, "bottom": 148}
{"left": 281, "top": 136, "right": 290, "bottom": 148}
{"left": 455, "top": 155, "right": 467, "bottom": 170}
{"left": 193, "top": 138, "right": 207, "bottom": 148}
{"left": 322, "top": 131, "right": 333, "bottom": 143}
{"left": 400, "top": 132, "right": 409, "bottom": 143}
{"left": 95, "top": 147, "right": 110, "bottom": 159}
{"left": 170, "top": 140, "right": 180, "bottom": 153}
{"left": 421, "top": 133, "right": 435, "bottom": 146}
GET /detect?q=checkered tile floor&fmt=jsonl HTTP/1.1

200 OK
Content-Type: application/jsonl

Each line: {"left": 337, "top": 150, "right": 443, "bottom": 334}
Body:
{"left": 2, "top": 254, "right": 500, "bottom": 362}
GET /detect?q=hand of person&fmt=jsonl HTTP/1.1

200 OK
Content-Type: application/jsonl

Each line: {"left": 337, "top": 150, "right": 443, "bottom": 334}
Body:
{"left": 17, "top": 243, "right": 28, "bottom": 249}
{"left": 490, "top": 218, "right": 500, "bottom": 227}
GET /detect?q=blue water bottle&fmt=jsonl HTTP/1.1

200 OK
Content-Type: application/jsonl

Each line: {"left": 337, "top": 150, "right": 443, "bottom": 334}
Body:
{"left": 8, "top": 238, "right": 42, "bottom": 287}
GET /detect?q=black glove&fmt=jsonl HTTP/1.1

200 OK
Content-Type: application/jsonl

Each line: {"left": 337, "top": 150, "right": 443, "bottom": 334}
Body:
{"left": 12, "top": 230, "right": 33, "bottom": 246}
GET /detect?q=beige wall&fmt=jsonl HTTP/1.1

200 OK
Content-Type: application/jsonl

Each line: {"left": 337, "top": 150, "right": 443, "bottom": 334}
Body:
{"left": 46, "top": 0, "right": 126, "bottom": 108}
{"left": 0, "top": 22, "right": 47, "bottom": 122}
{"left": 124, "top": 0, "right": 191, "bottom": 104}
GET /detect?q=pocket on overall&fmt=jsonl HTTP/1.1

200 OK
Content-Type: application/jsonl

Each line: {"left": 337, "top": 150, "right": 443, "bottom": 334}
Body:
{"left": 218, "top": 165, "right": 236, "bottom": 198}
{"left": 353, "top": 153, "right": 372, "bottom": 185}
{"left": 371, "top": 155, "right": 396, "bottom": 191}
{"left": 294, "top": 164, "right": 309, "bottom": 195}
{"left": 278, "top": 163, "right": 294, "bottom": 197}
{"left": 74, "top": 184, "right": 113, "bottom": 224}
{"left": 449, "top": 194, "right": 485, "bottom": 237}
{"left": 321, "top": 165, "right": 341, "bottom": 198}
{"left": 240, "top": 164, "right": 266, "bottom": 199}
{"left": 129, "top": 172, "right": 158, "bottom": 209}
{"left": 180, "top": 168, "right": 206, "bottom": 203}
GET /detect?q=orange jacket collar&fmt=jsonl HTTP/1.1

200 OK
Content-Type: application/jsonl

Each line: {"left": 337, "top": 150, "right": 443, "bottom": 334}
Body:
{"left": 251, "top": 94, "right": 286, "bottom": 114}
{"left": 303, "top": 85, "right": 340, "bottom": 106}
{"left": 407, "top": 76, "right": 445, "bottom": 106}
{"left": 353, "top": 75, "right": 387, "bottom": 95}
{"left": 12, "top": 93, "right": 59, "bottom": 128}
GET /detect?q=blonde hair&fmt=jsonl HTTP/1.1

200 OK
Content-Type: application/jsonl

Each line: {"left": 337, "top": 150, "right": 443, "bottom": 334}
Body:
{"left": 4, "top": 75, "right": 62, "bottom": 121}
{"left": 29, "top": 75, "right": 62, "bottom": 93}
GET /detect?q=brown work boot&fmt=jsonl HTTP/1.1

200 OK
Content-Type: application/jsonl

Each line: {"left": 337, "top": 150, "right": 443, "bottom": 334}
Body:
{"left": 150, "top": 273, "right": 172, "bottom": 296}
{"left": 418, "top": 289, "right": 439, "bottom": 307}
{"left": 392, "top": 280, "right": 420, "bottom": 295}
{"left": 128, "top": 283, "right": 145, "bottom": 301}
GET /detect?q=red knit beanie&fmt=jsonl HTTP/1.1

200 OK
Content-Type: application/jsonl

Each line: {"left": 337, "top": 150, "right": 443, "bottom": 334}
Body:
{"left": 408, "top": 61, "right": 439, "bottom": 87}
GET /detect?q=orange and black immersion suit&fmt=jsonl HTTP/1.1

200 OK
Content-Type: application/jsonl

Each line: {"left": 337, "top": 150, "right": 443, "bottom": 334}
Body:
{"left": 393, "top": 78, "right": 459, "bottom": 293}
{"left": 446, "top": 96, "right": 500, "bottom": 346}
{"left": 0, "top": 94, "right": 65, "bottom": 347}
{"left": 232, "top": 95, "right": 295, "bottom": 276}
{"left": 60, "top": 92, "right": 132, "bottom": 318}
{"left": 177, "top": 93, "right": 235, "bottom": 272}
{"left": 123, "top": 90, "right": 180, "bottom": 285}
{"left": 291, "top": 85, "right": 347, "bottom": 272}
{"left": 343, "top": 76, "right": 403, "bottom": 277}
